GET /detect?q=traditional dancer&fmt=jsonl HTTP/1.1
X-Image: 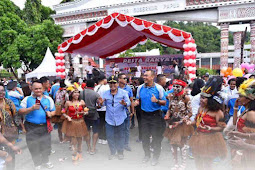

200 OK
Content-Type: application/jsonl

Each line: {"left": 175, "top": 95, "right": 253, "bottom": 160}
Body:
{"left": 229, "top": 78, "right": 255, "bottom": 170}
{"left": 51, "top": 80, "right": 68, "bottom": 143}
{"left": 164, "top": 79, "right": 193, "bottom": 170}
{"left": 61, "top": 83, "right": 89, "bottom": 165}
{"left": 189, "top": 77, "right": 227, "bottom": 170}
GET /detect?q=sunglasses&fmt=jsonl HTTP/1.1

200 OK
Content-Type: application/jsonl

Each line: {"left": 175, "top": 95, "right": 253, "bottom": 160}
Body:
{"left": 112, "top": 95, "right": 115, "bottom": 107}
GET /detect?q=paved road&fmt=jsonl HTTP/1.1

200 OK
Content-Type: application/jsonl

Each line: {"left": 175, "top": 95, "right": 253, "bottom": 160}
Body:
{"left": 15, "top": 126, "right": 231, "bottom": 170}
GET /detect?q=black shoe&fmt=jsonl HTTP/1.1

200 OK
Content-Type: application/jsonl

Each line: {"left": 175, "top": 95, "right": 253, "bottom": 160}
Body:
{"left": 151, "top": 157, "right": 158, "bottom": 166}
{"left": 124, "top": 146, "right": 132, "bottom": 151}
{"left": 142, "top": 156, "right": 150, "bottom": 163}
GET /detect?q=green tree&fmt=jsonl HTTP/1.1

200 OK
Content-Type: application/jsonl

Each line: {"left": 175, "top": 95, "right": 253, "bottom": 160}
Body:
{"left": 23, "top": 0, "right": 42, "bottom": 25}
{"left": 0, "top": 0, "right": 64, "bottom": 78}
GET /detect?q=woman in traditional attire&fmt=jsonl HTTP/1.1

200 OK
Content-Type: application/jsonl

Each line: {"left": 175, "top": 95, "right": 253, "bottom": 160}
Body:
{"left": 61, "top": 83, "right": 89, "bottom": 164}
{"left": 164, "top": 79, "right": 193, "bottom": 170}
{"left": 51, "top": 80, "right": 68, "bottom": 143}
{"left": 228, "top": 78, "right": 255, "bottom": 170}
{"left": 189, "top": 76, "right": 227, "bottom": 170}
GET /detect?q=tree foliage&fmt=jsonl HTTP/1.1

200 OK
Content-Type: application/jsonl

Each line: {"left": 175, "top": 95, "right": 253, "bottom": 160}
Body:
{"left": 0, "top": 0, "right": 63, "bottom": 74}
{"left": 130, "top": 21, "right": 250, "bottom": 54}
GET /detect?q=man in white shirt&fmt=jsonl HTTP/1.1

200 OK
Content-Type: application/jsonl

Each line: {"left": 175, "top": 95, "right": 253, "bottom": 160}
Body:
{"left": 112, "top": 64, "right": 120, "bottom": 76}
{"left": 156, "top": 62, "right": 163, "bottom": 75}
{"left": 94, "top": 75, "right": 110, "bottom": 145}
{"left": 85, "top": 62, "right": 93, "bottom": 79}
{"left": 135, "top": 63, "right": 142, "bottom": 78}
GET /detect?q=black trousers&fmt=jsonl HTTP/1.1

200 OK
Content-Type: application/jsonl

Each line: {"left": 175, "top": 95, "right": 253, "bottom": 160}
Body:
{"left": 24, "top": 122, "right": 51, "bottom": 166}
{"left": 98, "top": 111, "right": 106, "bottom": 140}
{"left": 141, "top": 110, "right": 165, "bottom": 159}
{"left": 135, "top": 105, "right": 142, "bottom": 141}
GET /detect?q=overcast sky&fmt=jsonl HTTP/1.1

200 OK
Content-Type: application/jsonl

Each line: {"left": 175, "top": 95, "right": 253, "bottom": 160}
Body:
{"left": 11, "top": 0, "right": 249, "bottom": 32}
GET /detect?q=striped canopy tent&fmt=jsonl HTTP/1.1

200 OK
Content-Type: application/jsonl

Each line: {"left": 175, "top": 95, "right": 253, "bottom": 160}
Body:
{"left": 58, "top": 13, "right": 197, "bottom": 79}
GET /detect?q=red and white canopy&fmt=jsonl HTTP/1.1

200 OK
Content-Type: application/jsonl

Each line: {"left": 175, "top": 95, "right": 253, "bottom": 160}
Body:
{"left": 58, "top": 13, "right": 192, "bottom": 58}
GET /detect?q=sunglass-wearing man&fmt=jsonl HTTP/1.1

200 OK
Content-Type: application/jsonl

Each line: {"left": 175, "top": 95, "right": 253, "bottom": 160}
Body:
{"left": 98, "top": 76, "right": 131, "bottom": 160}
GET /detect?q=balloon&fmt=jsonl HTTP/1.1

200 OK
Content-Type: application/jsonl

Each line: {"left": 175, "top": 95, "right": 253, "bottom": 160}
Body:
{"left": 184, "top": 48, "right": 190, "bottom": 52}
{"left": 249, "top": 68, "right": 254, "bottom": 73}
{"left": 183, "top": 44, "right": 188, "bottom": 48}
{"left": 184, "top": 56, "right": 189, "bottom": 60}
{"left": 183, "top": 52, "right": 188, "bottom": 56}
{"left": 55, "top": 56, "right": 59, "bottom": 60}
{"left": 185, "top": 39, "right": 190, "bottom": 44}
{"left": 190, "top": 47, "right": 196, "bottom": 51}
{"left": 232, "top": 68, "right": 243, "bottom": 77}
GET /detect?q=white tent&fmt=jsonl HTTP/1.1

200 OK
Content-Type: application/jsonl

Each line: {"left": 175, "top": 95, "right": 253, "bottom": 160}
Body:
{"left": 25, "top": 47, "right": 56, "bottom": 80}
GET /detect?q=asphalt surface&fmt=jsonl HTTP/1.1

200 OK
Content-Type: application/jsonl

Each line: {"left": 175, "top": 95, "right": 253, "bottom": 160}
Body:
{"left": 15, "top": 125, "right": 232, "bottom": 170}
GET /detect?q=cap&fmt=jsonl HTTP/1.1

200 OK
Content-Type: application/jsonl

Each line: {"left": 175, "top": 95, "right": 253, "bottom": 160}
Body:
{"left": 204, "top": 72, "right": 210, "bottom": 77}
{"left": 107, "top": 76, "right": 118, "bottom": 83}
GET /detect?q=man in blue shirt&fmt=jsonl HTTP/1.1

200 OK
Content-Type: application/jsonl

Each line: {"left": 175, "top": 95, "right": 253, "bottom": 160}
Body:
{"left": 40, "top": 77, "right": 50, "bottom": 96}
{"left": 19, "top": 80, "right": 55, "bottom": 170}
{"left": 100, "top": 76, "right": 131, "bottom": 160}
{"left": 49, "top": 79, "right": 60, "bottom": 101}
{"left": 136, "top": 70, "right": 166, "bottom": 166}
{"left": 118, "top": 73, "right": 134, "bottom": 152}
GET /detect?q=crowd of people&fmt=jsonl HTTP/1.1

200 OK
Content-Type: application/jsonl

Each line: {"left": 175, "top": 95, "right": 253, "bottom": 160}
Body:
{"left": 0, "top": 66, "right": 255, "bottom": 170}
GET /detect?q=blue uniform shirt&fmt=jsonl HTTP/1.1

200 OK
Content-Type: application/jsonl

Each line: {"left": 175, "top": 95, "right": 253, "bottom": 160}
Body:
{"left": 119, "top": 85, "right": 133, "bottom": 98}
{"left": 8, "top": 90, "right": 24, "bottom": 112}
{"left": 103, "top": 88, "right": 131, "bottom": 126}
{"left": 20, "top": 95, "right": 55, "bottom": 124}
{"left": 161, "top": 89, "right": 174, "bottom": 113}
{"left": 119, "top": 85, "right": 133, "bottom": 114}
{"left": 228, "top": 98, "right": 245, "bottom": 116}
{"left": 43, "top": 90, "right": 50, "bottom": 96}
{"left": 49, "top": 83, "right": 60, "bottom": 100}
{"left": 136, "top": 83, "right": 166, "bottom": 112}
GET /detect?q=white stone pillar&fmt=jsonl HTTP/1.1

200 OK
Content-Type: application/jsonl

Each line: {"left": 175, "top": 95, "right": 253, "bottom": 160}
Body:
{"left": 250, "top": 21, "right": 255, "bottom": 64}
{"left": 233, "top": 32, "right": 242, "bottom": 69}
{"left": 220, "top": 23, "right": 229, "bottom": 69}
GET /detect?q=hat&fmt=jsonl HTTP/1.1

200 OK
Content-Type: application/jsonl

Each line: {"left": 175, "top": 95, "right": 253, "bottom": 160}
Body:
{"left": 172, "top": 79, "right": 187, "bottom": 87}
{"left": 201, "top": 76, "right": 223, "bottom": 98}
{"left": 204, "top": 72, "right": 210, "bottom": 77}
{"left": 239, "top": 79, "right": 255, "bottom": 100}
{"left": 107, "top": 76, "right": 118, "bottom": 83}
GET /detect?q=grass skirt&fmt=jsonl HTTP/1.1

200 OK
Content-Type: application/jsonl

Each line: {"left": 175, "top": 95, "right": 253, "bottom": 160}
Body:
{"left": 164, "top": 124, "right": 194, "bottom": 146}
{"left": 62, "top": 119, "right": 88, "bottom": 137}
{"left": 189, "top": 131, "right": 227, "bottom": 159}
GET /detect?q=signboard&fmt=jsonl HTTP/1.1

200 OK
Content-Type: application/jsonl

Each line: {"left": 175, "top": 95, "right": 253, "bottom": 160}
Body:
{"left": 55, "top": 10, "right": 108, "bottom": 24}
{"left": 108, "top": 0, "right": 185, "bottom": 16}
{"left": 219, "top": 4, "right": 255, "bottom": 22}
{"left": 186, "top": 0, "right": 238, "bottom": 6}
{"left": 105, "top": 55, "right": 183, "bottom": 77}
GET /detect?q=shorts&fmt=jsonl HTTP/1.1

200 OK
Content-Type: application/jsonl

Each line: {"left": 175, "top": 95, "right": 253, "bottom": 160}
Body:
{"left": 84, "top": 119, "right": 100, "bottom": 134}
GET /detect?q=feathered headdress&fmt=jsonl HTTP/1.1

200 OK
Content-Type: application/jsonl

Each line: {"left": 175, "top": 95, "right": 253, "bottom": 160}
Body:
{"left": 65, "top": 79, "right": 82, "bottom": 92}
{"left": 239, "top": 78, "right": 255, "bottom": 100}
{"left": 201, "top": 76, "right": 223, "bottom": 98}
